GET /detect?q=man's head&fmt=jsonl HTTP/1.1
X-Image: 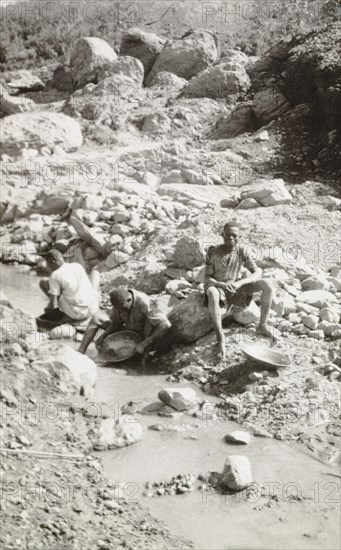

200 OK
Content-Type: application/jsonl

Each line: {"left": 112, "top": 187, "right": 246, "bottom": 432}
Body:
{"left": 109, "top": 287, "right": 133, "bottom": 313}
{"left": 222, "top": 222, "right": 241, "bottom": 251}
{"left": 45, "top": 249, "right": 64, "bottom": 272}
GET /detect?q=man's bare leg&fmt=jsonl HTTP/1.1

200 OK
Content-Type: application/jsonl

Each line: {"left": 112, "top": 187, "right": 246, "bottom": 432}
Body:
{"left": 207, "top": 287, "right": 225, "bottom": 360}
{"left": 78, "top": 312, "right": 110, "bottom": 354}
{"left": 245, "top": 279, "right": 278, "bottom": 339}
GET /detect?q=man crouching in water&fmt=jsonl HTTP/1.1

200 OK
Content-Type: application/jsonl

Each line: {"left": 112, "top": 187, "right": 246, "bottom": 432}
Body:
{"left": 205, "top": 222, "right": 277, "bottom": 360}
{"left": 78, "top": 287, "right": 171, "bottom": 360}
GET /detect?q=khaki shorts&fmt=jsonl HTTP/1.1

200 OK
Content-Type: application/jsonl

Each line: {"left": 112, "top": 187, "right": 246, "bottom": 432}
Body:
{"left": 204, "top": 284, "right": 254, "bottom": 309}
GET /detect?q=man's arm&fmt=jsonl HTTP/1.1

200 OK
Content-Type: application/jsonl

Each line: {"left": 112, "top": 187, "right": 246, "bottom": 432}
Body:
{"left": 47, "top": 273, "right": 61, "bottom": 310}
{"left": 95, "top": 308, "right": 123, "bottom": 349}
{"left": 233, "top": 248, "right": 262, "bottom": 289}
{"left": 137, "top": 322, "right": 169, "bottom": 354}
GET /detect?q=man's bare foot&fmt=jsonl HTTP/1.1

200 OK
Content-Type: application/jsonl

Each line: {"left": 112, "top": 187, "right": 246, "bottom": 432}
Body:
{"left": 257, "top": 323, "right": 280, "bottom": 341}
{"left": 217, "top": 339, "right": 226, "bottom": 360}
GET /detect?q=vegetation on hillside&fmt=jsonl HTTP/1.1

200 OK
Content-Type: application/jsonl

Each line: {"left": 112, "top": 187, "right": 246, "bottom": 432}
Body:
{"left": 0, "top": 0, "right": 339, "bottom": 72}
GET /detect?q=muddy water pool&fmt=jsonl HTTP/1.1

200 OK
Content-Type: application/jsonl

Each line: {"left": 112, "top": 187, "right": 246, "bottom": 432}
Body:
{"left": 3, "top": 265, "right": 340, "bottom": 550}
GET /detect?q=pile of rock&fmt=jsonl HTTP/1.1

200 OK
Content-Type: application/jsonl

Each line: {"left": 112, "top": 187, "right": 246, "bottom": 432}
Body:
{"left": 220, "top": 179, "right": 294, "bottom": 209}
{"left": 143, "top": 474, "right": 197, "bottom": 497}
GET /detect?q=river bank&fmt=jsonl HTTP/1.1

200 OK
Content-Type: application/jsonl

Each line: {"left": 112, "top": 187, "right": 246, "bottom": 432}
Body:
{"left": 1, "top": 266, "right": 340, "bottom": 549}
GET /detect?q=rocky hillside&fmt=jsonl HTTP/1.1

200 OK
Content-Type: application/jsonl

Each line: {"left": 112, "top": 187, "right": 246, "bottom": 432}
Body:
{"left": 1, "top": 15, "right": 341, "bottom": 550}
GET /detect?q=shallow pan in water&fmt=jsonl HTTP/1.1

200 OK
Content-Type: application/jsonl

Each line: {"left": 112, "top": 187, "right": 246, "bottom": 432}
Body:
{"left": 242, "top": 344, "right": 290, "bottom": 370}
{"left": 99, "top": 330, "right": 142, "bottom": 363}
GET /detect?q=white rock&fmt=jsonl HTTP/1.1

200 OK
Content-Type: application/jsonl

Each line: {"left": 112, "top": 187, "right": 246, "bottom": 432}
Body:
{"left": 182, "top": 168, "right": 214, "bottom": 185}
{"left": 301, "top": 275, "right": 331, "bottom": 291}
{"left": 158, "top": 388, "right": 197, "bottom": 411}
{"left": 38, "top": 345, "right": 97, "bottom": 397}
{"left": 323, "top": 322, "right": 340, "bottom": 337}
{"left": 328, "top": 277, "right": 341, "bottom": 291}
{"left": 253, "top": 89, "right": 290, "bottom": 122}
{"left": 221, "top": 456, "right": 252, "bottom": 491}
{"left": 70, "top": 216, "right": 106, "bottom": 255}
{"left": 0, "top": 85, "right": 35, "bottom": 117}
{"left": 49, "top": 324, "right": 76, "bottom": 340}
{"left": 165, "top": 279, "right": 192, "bottom": 296}
{"left": 139, "top": 172, "right": 159, "bottom": 187}
{"left": 225, "top": 431, "right": 251, "bottom": 445}
{"left": 233, "top": 302, "right": 260, "bottom": 325}
{"left": 70, "top": 37, "right": 118, "bottom": 88}
{"left": 147, "top": 29, "right": 218, "bottom": 82}
{"left": 89, "top": 417, "right": 143, "bottom": 450}
{"left": 296, "top": 302, "right": 320, "bottom": 315}
{"left": 1, "top": 113, "right": 82, "bottom": 156}
{"left": 120, "top": 27, "right": 165, "bottom": 77}
{"left": 311, "top": 330, "right": 325, "bottom": 340}
{"left": 288, "top": 312, "right": 303, "bottom": 324}
{"left": 183, "top": 63, "right": 250, "bottom": 99}
{"left": 6, "top": 70, "right": 44, "bottom": 93}
{"left": 237, "top": 198, "right": 260, "bottom": 209}
{"left": 302, "top": 315, "right": 319, "bottom": 330}
{"left": 249, "top": 372, "right": 263, "bottom": 381}
{"left": 98, "top": 55, "right": 144, "bottom": 85}
{"left": 297, "top": 290, "right": 338, "bottom": 308}
{"left": 320, "top": 308, "right": 340, "bottom": 323}
{"left": 104, "top": 251, "right": 129, "bottom": 269}
{"left": 241, "top": 179, "right": 292, "bottom": 207}
{"left": 161, "top": 170, "right": 186, "bottom": 184}
{"left": 147, "top": 71, "right": 186, "bottom": 90}
{"left": 255, "top": 130, "right": 269, "bottom": 141}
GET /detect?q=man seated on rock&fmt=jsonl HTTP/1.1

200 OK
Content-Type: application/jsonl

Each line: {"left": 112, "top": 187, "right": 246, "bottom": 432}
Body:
{"left": 38, "top": 249, "right": 99, "bottom": 328}
{"left": 205, "top": 222, "right": 277, "bottom": 360}
{"left": 78, "top": 287, "right": 171, "bottom": 359}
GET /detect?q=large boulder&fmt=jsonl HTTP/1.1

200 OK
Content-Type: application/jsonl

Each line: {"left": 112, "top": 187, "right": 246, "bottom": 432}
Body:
{"left": 296, "top": 290, "right": 338, "bottom": 309}
{"left": 158, "top": 388, "right": 197, "bottom": 411}
{"left": 183, "top": 63, "right": 250, "bottom": 99}
{"left": 98, "top": 56, "right": 144, "bottom": 85}
{"left": 50, "top": 65, "right": 74, "bottom": 93}
{"left": 240, "top": 179, "right": 293, "bottom": 207}
{"left": 147, "top": 71, "right": 186, "bottom": 91}
{"left": 211, "top": 105, "right": 254, "bottom": 139}
{"left": 0, "top": 113, "right": 82, "bottom": 156}
{"left": 70, "top": 37, "right": 118, "bottom": 89}
{"left": 5, "top": 70, "right": 45, "bottom": 94}
{"left": 30, "top": 191, "right": 70, "bottom": 216}
{"left": 70, "top": 216, "right": 107, "bottom": 256}
{"left": 0, "top": 305, "right": 36, "bottom": 342}
{"left": 301, "top": 275, "right": 331, "bottom": 291}
{"left": 120, "top": 28, "right": 166, "bottom": 78}
{"left": 232, "top": 302, "right": 260, "bottom": 325}
{"left": 219, "top": 49, "right": 249, "bottom": 66}
{"left": 168, "top": 291, "right": 215, "bottom": 343}
{"left": 172, "top": 236, "right": 205, "bottom": 269}
{"left": 252, "top": 89, "right": 290, "bottom": 123}
{"left": 0, "top": 84, "right": 35, "bottom": 117}
{"left": 147, "top": 30, "right": 218, "bottom": 83}
{"left": 35, "top": 345, "right": 97, "bottom": 397}
{"left": 89, "top": 417, "right": 143, "bottom": 450}
{"left": 64, "top": 75, "right": 142, "bottom": 126}
{"left": 221, "top": 456, "right": 253, "bottom": 491}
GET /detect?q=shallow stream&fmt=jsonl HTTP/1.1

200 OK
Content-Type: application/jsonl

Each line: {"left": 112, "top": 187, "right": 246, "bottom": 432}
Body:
{"left": 2, "top": 264, "right": 340, "bottom": 550}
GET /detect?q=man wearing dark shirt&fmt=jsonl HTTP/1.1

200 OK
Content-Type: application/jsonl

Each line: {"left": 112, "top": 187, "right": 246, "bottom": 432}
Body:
{"left": 78, "top": 287, "right": 170, "bottom": 357}
{"left": 205, "top": 222, "right": 277, "bottom": 359}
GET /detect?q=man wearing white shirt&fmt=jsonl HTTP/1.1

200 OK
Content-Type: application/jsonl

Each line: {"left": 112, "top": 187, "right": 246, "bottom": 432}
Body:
{"left": 39, "top": 249, "right": 99, "bottom": 326}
